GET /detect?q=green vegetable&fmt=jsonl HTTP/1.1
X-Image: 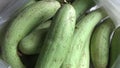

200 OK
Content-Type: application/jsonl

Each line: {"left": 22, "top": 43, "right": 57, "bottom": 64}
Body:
{"left": 110, "top": 26, "right": 120, "bottom": 67}
{"left": 35, "top": 4, "right": 76, "bottom": 68}
{"left": 91, "top": 19, "right": 115, "bottom": 68}
{"left": 61, "top": 9, "right": 107, "bottom": 68}
{"left": 0, "top": 19, "right": 13, "bottom": 50}
{"left": 19, "top": 20, "right": 51, "bottom": 55}
{"left": 78, "top": 39, "right": 90, "bottom": 68}
{"left": 2, "top": 1, "right": 60, "bottom": 68}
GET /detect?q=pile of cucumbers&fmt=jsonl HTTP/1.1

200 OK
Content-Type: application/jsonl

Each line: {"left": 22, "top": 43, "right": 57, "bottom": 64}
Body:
{"left": 0, "top": 0, "right": 119, "bottom": 68}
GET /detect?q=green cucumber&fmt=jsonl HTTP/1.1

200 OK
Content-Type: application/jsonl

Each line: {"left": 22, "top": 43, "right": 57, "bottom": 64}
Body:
{"left": 78, "top": 39, "right": 90, "bottom": 68}
{"left": 2, "top": 1, "right": 60, "bottom": 68}
{"left": 72, "top": 0, "right": 95, "bottom": 19}
{"left": 90, "top": 19, "right": 115, "bottom": 68}
{"left": 35, "top": 4, "right": 76, "bottom": 68}
{"left": 110, "top": 26, "right": 120, "bottom": 67}
{"left": 61, "top": 9, "right": 107, "bottom": 68}
{"left": 19, "top": 20, "right": 51, "bottom": 55}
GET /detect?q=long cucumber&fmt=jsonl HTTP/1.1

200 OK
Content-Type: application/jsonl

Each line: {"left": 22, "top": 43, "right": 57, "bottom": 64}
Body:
{"left": 78, "top": 39, "right": 90, "bottom": 68}
{"left": 2, "top": 1, "right": 60, "bottom": 68}
{"left": 90, "top": 19, "right": 115, "bottom": 68}
{"left": 61, "top": 9, "right": 107, "bottom": 68}
{"left": 35, "top": 4, "right": 76, "bottom": 68}
{"left": 19, "top": 20, "right": 51, "bottom": 55}
{"left": 110, "top": 26, "right": 120, "bottom": 67}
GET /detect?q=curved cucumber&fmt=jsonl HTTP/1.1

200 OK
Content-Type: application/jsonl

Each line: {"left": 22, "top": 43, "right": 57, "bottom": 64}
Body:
{"left": 19, "top": 20, "right": 51, "bottom": 55}
{"left": 90, "top": 19, "right": 115, "bottom": 68}
{"left": 61, "top": 9, "right": 107, "bottom": 68}
{"left": 35, "top": 4, "right": 76, "bottom": 68}
{"left": 2, "top": 1, "right": 60, "bottom": 68}
{"left": 110, "top": 26, "right": 120, "bottom": 67}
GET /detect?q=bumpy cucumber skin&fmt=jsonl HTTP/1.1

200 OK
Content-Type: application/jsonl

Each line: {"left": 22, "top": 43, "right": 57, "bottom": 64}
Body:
{"left": 110, "top": 27, "right": 120, "bottom": 67}
{"left": 72, "top": 0, "right": 95, "bottom": 19}
{"left": 19, "top": 21, "right": 51, "bottom": 55}
{"left": 90, "top": 19, "right": 115, "bottom": 68}
{"left": 61, "top": 9, "right": 107, "bottom": 68}
{"left": 35, "top": 4, "right": 76, "bottom": 68}
{"left": 78, "top": 39, "right": 90, "bottom": 68}
{"left": 1, "top": 1, "right": 60, "bottom": 68}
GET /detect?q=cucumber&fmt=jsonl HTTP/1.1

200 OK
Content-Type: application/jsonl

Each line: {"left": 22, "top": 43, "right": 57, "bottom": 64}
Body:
{"left": 78, "top": 39, "right": 90, "bottom": 68}
{"left": 72, "top": 0, "right": 95, "bottom": 19}
{"left": 35, "top": 4, "right": 76, "bottom": 68}
{"left": 61, "top": 9, "right": 107, "bottom": 68}
{"left": 19, "top": 20, "right": 51, "bottom": 55}
{"left": 0, "top": 23, "right": 8, "bottom": 56}
{"left": 110, "top": 26, "right": 120, "bottom": 67}
{"left": 1, "top": 1, "right": 60, "bottom": 68}
{"left": 90, "top": 19, "right": 115, "bottom": 68}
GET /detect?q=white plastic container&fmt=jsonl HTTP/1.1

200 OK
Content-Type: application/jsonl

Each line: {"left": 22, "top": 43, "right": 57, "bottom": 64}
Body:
{"left": 94, "top": 0, "right": 120, "bottom": 27}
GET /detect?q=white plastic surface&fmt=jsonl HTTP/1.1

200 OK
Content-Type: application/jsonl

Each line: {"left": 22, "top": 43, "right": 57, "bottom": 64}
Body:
{"left": 0, "top": 0, "right": 29, "bottom": 26}
{"left": 0, "top": 59, "right": 11, "bottom": 68}
{"left": 94, "top": 0, "right": 120, "bottom": 27}
{"left": 0, "top": 0, "right": 11, "bottom": 12}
